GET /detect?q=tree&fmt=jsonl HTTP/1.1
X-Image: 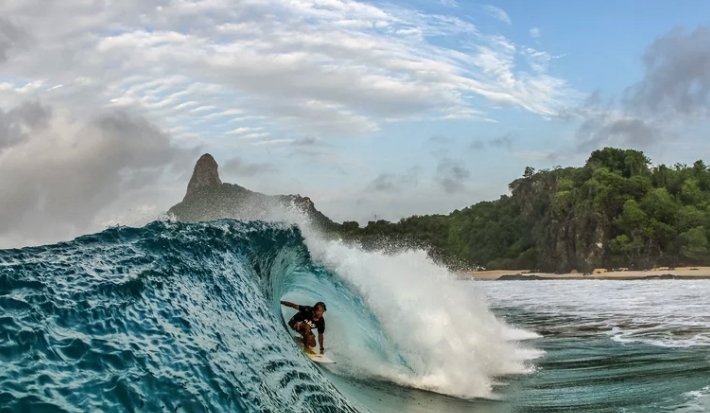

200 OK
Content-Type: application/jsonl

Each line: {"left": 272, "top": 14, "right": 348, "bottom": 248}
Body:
{"left": 586, "top": 147, "right": 650, "bottom": 178}
{"left": 523, "top": 166, "right": 535, "bottom": 178}
{"left": 679, "top": 227, "right": 709, "bottom": 264}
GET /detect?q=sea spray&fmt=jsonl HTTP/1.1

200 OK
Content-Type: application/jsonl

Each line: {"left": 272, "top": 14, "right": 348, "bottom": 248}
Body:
{"left": 305, "top": 238, "right": 540, "bottom": 399}
{"left": 249, "top": 201, "right": 543, "bottom": 399}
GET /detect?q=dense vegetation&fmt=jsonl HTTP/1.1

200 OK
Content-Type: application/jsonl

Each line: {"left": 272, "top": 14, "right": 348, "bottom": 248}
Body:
{"left": 335, "top": 147, "right": 710, "bottom": 273}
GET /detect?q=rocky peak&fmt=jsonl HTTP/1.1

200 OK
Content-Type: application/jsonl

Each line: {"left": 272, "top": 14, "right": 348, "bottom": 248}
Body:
{"left": 288, "top": 194, "right": 315, "bottom": 210}
{"left": 170, "top": 153, "right": 339, "bottom": 232}
{"left": 186, "top": 153, "right": 222, "bottom": 198}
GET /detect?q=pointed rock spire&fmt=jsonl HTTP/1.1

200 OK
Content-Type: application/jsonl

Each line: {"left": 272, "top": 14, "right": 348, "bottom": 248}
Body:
{"left": 186, "top": 153, "right": 222, "bottom": 197}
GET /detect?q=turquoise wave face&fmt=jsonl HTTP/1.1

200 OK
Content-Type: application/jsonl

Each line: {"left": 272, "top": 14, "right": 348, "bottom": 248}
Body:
{"left": 0, "top": 218, "right": 551, "bottom": 413}
{"left": 0, "top": 220, "right": 363, "bottom": 413}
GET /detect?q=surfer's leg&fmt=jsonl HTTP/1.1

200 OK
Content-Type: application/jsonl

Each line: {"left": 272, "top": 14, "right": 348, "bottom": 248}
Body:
{"left": 299, "top": 324, "right": 316, "bottom": 354}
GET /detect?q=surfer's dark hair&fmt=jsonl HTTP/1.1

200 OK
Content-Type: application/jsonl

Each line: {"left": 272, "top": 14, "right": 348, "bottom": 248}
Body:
{"left": 314, "top": 302, "right": 327, "bottom": 311}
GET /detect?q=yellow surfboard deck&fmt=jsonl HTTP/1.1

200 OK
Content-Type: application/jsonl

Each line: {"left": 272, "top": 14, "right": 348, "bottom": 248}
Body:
{"left": 293, "top": 336, "right": 336, "bottom": 364}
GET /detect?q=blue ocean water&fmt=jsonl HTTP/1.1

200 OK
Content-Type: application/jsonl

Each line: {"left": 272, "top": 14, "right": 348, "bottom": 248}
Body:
{"left": 1, "top": 219, "right": 709, "bottom": 412}
{"left": 480, "top": 280, "right": 710, "bottom": 412}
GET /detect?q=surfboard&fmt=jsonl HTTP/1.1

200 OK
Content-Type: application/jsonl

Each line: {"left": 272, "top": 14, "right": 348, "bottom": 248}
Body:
{"left": 293, "top": 336, "right": 336, "bottom": 364}
{"left": 303, "top": 349, "right": 336, "bottom": 364}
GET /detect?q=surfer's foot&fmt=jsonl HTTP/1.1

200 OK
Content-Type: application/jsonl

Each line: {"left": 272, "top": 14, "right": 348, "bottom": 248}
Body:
{"left": 304, "top": 347, "right": 317, "bottom": 355}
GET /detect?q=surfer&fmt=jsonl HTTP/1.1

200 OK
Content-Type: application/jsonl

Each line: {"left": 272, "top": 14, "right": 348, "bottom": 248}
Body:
{"left": 280, "top": 300, "right": 326, "bottom": 355}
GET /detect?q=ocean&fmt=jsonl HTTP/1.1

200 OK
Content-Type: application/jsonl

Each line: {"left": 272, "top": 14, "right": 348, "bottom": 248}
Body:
{"left": 1, "top": 218, "right": 708, "bottom": 412}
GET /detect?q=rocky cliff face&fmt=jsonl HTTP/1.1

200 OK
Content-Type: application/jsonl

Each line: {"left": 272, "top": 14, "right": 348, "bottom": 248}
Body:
{"left": 185, "top": 154, "right": 221, "bottom": 198}
{"left": 168, "top": 154, "right": 339, "bottom": 232}
{"left": 511, "top": 170, "right": 608, "bottom": 273}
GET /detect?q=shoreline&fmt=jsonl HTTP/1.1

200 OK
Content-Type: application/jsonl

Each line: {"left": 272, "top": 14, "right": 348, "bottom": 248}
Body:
{"left": 459, "top": 267, "right": 710, "bottom": 281}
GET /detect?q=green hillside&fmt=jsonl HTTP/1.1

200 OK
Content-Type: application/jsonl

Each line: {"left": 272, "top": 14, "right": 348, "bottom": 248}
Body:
{"left": 336, "top": 147, "right": 710, "bottom": 273}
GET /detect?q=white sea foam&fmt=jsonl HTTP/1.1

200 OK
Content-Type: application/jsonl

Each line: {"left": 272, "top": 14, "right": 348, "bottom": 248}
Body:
{"left": 673, "top": 386, "right": 710, "bottom": 412}
{"left": 266, "top": 203, "right": 541, "bottom": 400}
{"left": 477, "top": 279, "right": 710, "bottom": 348}
{"left": 301, "top": 236, "right": 541, "bottom": 399}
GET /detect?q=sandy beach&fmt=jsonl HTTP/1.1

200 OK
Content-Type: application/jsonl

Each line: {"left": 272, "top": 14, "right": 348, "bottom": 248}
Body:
{"left": 460, "top": 267, "right": 710, "bottom": 280}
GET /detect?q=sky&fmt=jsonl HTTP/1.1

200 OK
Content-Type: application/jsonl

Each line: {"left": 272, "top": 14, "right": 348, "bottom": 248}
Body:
{"left": 1, "top": 0, "right": 710, "bottom": 248}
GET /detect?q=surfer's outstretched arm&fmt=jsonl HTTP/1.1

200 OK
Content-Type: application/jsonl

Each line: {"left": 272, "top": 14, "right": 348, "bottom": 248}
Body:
{"left": 280, "top": 300, "right": 299, "bottom": 310}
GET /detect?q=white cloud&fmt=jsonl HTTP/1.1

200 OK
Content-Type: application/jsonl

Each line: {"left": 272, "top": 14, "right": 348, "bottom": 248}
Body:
{"left": 251, "top": 138, "right": 296, "bottom": 146}
{"left": 0, "top": 0, "right": 579, "bottom": 247}
{"left": 240, "top": 132, "right": 272, "bottom": 140}
{"left": 438, "top": 0, "right": 459, "bottom": 7}
{"left": 0, "top": 101, "right": 198, "bottom": 248}
{"left": 227, "top": 127, "right": 263, "bottom": 136}
{"left": 523, "top": 47, "right": 552, "bottom": 73}
{"left": 530, "top": 27, "right": 541, "bottom": 38}
{"left": 483, "top": 5, "right": 512, "bottom": 25}
{"left": 0, "top": 0, "right": 573, "bottom": 138}
{"left": 558, "top": 25, "right": 710, "bottom": 158}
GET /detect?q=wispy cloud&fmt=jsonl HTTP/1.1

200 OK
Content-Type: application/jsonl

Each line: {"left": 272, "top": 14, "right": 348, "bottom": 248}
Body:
{"left": 222, "top": 157, "right": 277, "bottom": 177}
{"left": 291, "top": 137, "right": 331, "bottom": 147}
{"left": 469, "top": 133, "right": 515, "bottom": 151}
{"left": 251, "top": 139, "right": 296, "bottom": 146}
{"left": 437, "top": 0, "right": 459, "bottom": 7}
{"left": 368, "top": 166, "right": 421, "bottom": 192}
{"left": 0, "top": 0, "right": 574, "bottom": 143}
{"left": 488, "top": 133, "right": 515, "bottom": 151}
{"left": 226, "top": 127, "right": 264, "bottom": 136}
{"left": 436, "top": 157, "right": 470, "bottom": 193}
{"left": 483, "top": 5, "right": 512, "bottom": 25}
{"left": 428, "top": 134, "right": 455, "bottom": 145}
{"left": 522, "top": 47, "right": 553, "bottom": 73}
{"left": 530, "top": 27, "right": 541, "bottom": 38}
{"left": 561, "top": 26, "right": 710, "bottom": 155}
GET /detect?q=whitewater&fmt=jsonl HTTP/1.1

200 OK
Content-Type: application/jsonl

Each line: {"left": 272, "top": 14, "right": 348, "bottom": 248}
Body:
{"left": 1, "top": 212, "right": 709, "bottom": 412}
